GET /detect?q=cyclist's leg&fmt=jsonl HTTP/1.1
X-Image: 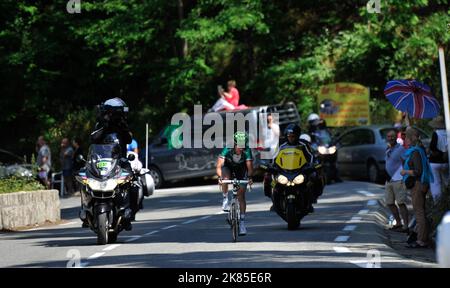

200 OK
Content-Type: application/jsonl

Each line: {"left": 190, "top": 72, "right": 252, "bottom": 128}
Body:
{"left": 221, "top": 166, "right": 232, "bottom": 211}
{"left": 235, "top": 166, "right": 247, "bottom": 216}
{"left": 221, "top": 166, "right": 231, "bottom": 196}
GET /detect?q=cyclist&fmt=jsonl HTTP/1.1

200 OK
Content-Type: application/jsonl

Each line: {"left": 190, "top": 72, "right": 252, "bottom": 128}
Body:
{"left": 216, "top": 131, "right": 254, "bottom": 235}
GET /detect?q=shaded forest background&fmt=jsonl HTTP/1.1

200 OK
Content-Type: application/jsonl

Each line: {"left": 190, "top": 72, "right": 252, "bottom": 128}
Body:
{"left": 0, "top": 0, "right": 449, "bottom": 164}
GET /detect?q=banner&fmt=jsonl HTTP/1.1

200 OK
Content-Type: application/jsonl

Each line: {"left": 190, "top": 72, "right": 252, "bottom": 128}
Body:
{"left": 318, "top": 83, "right": 370, "bottom": 127}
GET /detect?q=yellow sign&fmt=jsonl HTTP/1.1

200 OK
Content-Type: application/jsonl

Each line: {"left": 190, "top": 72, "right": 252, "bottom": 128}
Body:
{"left": 275, "top": 148, "right": 307, "bottom": 170}
{"left": 318, "top": 83, "right": 370, "bottom": 127}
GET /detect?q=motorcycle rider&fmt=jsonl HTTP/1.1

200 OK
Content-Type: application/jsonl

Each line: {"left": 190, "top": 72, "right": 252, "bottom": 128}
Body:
{"left": 307, "top": 113, "right": 341, "bottom": 183}
{"left": 216, "top": 131, "right": 254, "bottom": 236}
{"left": 80, "top": 98, "right": 134, "bottom": 229}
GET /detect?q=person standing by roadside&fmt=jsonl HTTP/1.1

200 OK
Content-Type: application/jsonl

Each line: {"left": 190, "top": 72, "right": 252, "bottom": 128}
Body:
{"left": 385, "top": 130, "right": 409, "bottom": 232}
{"left": 60, "top": 138, "right": 74, "bottom": 195}
{"left": 428, "top": 116, "right": 449, "bottom": 202}
{"left": 401, "top": 127, "right": 434, "bottom": 248}
{"left": 36, "top": 136, "right": 51, "bottom": 189}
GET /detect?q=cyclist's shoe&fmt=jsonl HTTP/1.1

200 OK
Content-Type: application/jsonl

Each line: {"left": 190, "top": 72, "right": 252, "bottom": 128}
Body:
{"left": 239, "top": 221, "right": 247, "bottom": 236}
{"left": 222, "top": 197, "right": 230, "bottom": 212}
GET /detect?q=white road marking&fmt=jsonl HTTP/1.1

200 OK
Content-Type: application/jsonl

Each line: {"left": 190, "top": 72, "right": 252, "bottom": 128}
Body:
{"left": 88, "top": 252, "right": 105, "bottom": 260}
{"left": 144, "top": 230, "right": 159, "bottom": 236}
{"left": 161, "top": 225, "right": 177, "bottom": 230}
{"left": 357, "top": 190, "right": 375, "bottom": 197}
{"left": 334, "top": 247, "right": 351, "bottom": 253}
{"left": 125, "top": 235, "right": 142, "bottom": 243}
{"left": 334, "top": 235, "right": 350, "bottom": 242}
{"left": 358, "top": 209, "right": 370, "bottom": 215}
{"left": 182, "top": 219, "right": 199, "bottom": 224}
{"left": 367, "top": 200, "right": 378, "bottom": 206}
{"left": 102, "top": 244, "right": 121, "bottom": 251}
{"left": 199, "top": 215, "right": 212, "bottom": 220}
{"left": 60, "top": 221, "right": 78, "bottom": 226}
{"left": 343, "top": 225, "right": 357, "bottom": 231}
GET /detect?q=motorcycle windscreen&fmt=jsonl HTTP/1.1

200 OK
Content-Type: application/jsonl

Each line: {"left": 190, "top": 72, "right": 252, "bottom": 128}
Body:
{"left": 88, "top": 144, "right": 120, "bottom": 177}
{"left": 275, "top": 148, "right": 307, "bottom": 170}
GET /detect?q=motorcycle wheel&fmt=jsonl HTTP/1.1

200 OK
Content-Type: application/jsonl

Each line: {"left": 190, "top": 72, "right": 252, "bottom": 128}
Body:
{"left": 287, "top": 202, "right": 300, "bottom": 230}
{"left": 97, "top": 213, "right": 109, "bottom": 245}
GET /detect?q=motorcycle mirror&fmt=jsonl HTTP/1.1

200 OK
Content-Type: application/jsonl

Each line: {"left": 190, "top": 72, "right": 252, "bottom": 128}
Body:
{"left": 127, "top": 154, "right": 136, "bottom": 161}
{"left": 77, "top": 154, "right": 86, "bottom": 163}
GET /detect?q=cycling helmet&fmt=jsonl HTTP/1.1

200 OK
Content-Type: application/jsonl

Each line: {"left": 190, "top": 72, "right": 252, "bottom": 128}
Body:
{"left": 307, "top": 113, "right": 320, "bottom": 123}
{"left": 284, "top": 123, "right": 301, "bottom": 139}
{"left": 234, "top": 131, "right": 248, "bottom": 147}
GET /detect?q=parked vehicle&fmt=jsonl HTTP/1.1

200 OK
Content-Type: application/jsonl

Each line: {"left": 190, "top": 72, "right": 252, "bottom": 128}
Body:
{"left": 335, "top": 125, "right": 430, "bottom": 183}
{"left": 0, "top": 149, "right": 34, "bottom": 178}
{"left": 142, "top": 102, "right": 301, "bottom": 188}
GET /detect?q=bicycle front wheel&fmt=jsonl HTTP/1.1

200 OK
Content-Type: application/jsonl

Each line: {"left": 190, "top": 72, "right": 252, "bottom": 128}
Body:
{"left": 231, "top": 202, "right": 238, "bottom": 242}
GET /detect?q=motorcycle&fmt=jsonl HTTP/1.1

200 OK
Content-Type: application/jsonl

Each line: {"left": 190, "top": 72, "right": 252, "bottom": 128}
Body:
{"left": 310, "top": 129, "right": 339, "bottom": 185}
{"left": 76, "top": 144, "right": 153, "bottom": 245}
{"left": 262, "top": 146, "right": 320, "bottom": 230}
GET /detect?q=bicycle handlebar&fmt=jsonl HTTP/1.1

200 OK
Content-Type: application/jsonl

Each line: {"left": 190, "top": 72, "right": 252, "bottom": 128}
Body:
{"left": 221, "top": 179, "right": 250, "bottom": 184}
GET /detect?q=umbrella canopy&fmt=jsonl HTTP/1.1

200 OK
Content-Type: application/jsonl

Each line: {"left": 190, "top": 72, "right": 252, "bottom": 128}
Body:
{"left": 384, "top": 80, "right": 440, "bottom": 119}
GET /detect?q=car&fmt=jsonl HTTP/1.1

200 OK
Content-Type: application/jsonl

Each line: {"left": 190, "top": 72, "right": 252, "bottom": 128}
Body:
{"left": 335, "top": 125, "right": 430, "bottom": 183}
{"left": 141, "top": 102, "right": 301, "bottom": 188}
{"left": 0, "top": 149, "right": 34, "bottom": 178}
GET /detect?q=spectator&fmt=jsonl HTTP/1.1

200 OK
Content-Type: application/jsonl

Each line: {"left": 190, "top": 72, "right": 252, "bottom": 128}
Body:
{"left": 263, "top": 113, "right": 280, "bottom": 202}
{"left": 385, "top": 130, "right": 409, "bottom": 233}
{"left": 401, "top": 127, "right": 434, "bottom": 248}
{"left": 428, "top": 116, "right": 449, "bottom": 202}
{"left": 60, "top": 138, "right": 74, "bottom": 195}
{"left": 396, "top": 126, "right": 408, "bottom": 148}
{"left": 219, "top": 80, "right": 248, "bottom": 110}
{"left": 127, "top": 133, "right": 139, "bottom": 154}
{"left": 36, "top": 136, "right": 51, "bottom": 189}
{"left": 210, "top": 85, "right": 236, "bottom": 112}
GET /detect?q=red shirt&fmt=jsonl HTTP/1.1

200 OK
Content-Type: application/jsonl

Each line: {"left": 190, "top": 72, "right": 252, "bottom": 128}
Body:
{"left": 228, "top": 87, "right": 240, "bottom": 107}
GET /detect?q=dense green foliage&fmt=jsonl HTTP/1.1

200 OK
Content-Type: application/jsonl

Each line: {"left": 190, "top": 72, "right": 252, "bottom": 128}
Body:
{"left": 0, "top": 177, "right": 44, "bottom": 194}
{"left": 0, "top": 0, "right": 449, "bottom": 160}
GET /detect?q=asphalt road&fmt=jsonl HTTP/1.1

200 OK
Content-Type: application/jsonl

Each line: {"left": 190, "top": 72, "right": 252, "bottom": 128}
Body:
{"left": 0, "top": 181, "right": 437, "bottom": 268}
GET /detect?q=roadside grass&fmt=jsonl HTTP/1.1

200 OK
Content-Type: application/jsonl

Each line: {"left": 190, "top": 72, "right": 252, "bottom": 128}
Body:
{"left": 0, "top": 177, "right": 44, "bottom": 194}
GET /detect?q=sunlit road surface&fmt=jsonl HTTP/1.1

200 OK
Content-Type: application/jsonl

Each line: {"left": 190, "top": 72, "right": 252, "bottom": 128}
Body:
{"left": 0, "top": 181, "right": 436, "bottom": 268}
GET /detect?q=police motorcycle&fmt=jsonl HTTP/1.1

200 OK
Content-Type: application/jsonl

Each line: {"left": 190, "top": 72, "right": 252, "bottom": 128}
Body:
{"left": 76, "top": 144, "right": 154, "bottom": 245}
{"left": 307, "top": 114, "right": 338, "bottom": 185}
{"left": 262, "top": 146, "right": 321, "bottom": 230}
{"left": 76, "top": 98, "right": 155, "bottom": 244}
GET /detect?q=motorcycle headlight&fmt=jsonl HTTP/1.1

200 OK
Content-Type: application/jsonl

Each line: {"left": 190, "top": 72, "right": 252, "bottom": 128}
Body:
{"left": 328, "top": 146, "right": 337, "bottom": 154}
{"left": 318, "top": 146, "right": 327, "bottom": 155}
{"left": 293, "top": 174, "right": 305, "bottom": 185}
{"left": 87, "top": 179, "right": 118, "bottom": 191}
{"left": 277, "top": 175, "right": 289, "bottom": 185}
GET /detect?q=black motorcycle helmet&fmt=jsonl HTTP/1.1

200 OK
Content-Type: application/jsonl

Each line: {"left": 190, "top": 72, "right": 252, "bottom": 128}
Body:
{"left": 284, "top": 123, "right": 301, "bottom": 140}
{"left": 97, "top": 97, "right": 129, "bottom": 123}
